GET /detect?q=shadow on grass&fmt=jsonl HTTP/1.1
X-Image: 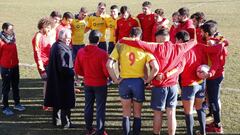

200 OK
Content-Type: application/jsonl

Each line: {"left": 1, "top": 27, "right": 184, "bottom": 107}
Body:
{"left": 0, "top": 79, "right": 202, "bottom": 135}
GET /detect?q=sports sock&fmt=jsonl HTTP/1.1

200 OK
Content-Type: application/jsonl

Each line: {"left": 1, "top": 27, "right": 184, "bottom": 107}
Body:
{"left": 133, "top": 117, "right": 141, "bottom": 135}
{"left": 185, "top": 114, "right": 194, "bottom": 135}
{"left": 197, "top": 108, "right": 206, "bottom": 135}
{"left": 122, "top": 116, "right": 130, "bottom": 135}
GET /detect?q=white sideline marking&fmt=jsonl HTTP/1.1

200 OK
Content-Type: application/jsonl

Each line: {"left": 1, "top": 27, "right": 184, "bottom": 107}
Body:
{"left": 19, "top": 63, "right": 36, "bottom": 67}
{"left": 222, "top": 87, "right": 240, "bottom": 92}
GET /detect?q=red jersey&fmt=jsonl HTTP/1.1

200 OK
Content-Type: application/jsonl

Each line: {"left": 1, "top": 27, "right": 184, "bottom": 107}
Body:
{"left": 173, "top": 19, "right": 195, "bottom": 43}
{"left": 0, "top": 39, "right": 19, "bottom": 68}
{"left": 137, "top": 13, "right": 155, "bottom": 42}
{"left": 196, "top": 27, "right": 204, "bottom": 44}
{"left": 119, "top": 38, "right": 196, "bottom": 87}
{"left": 115, "top": 16, "right": 139, "bottom": 42}
{"left": 169, "top": 24, "right": 178, "bottom": 43}
{"left": 151, "top": 18, "right": 168, "bottom": 42}
{"left": 74, "top": 45, "right": 109, "bottom": 86}
{"left": 32, "top": 32, "right": 52, "bottom": 73}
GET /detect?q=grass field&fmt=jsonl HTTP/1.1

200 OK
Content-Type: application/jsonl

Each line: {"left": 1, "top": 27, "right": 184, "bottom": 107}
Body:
{"left": 0, "top": 0, "right": 240, "bottom": 134}
{"left": 0, "top": 80, "right": 240, "bottom": 135}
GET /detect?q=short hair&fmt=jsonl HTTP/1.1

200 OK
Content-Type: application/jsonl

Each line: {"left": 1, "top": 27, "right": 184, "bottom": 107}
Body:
{"left": 172, "top": 11, "right": 179, "bottom": 17}
{"left": 110, "top": 5, "right": 118, "bottom": 10}
{"left": 89, "top": 30, "right": 102, "bottom": 44}
{"left": 142, "top": 1, "right": 151, "bottom": 7}
{"left": 120, "top": 6, "right": 129, "bottom": 14}
{"left": 58, "top": 28, "right": 71, "bottom": 40}
{"left": 63, "top": 12, "right": 73, "bottom": 19}
{"left": 98, "top": 2, "right": 106, "bottom": 7}
{"left": 175, "top": 30, "right": 190, "bottom": 42}
{"left": 2, "top": 22, "right": 13, "bottom": 31}
{"left": 178, "top": 7, "right": 190, "bottom": 17}
{"left": 155, "top": 8, "right": 164, "bottom": 17}
{"left": 129, "top": 27, "right": 142, "bottom": 37}
{"left": 200, "top": 22, "right": 217, "bottom": 36}
{"left": 155, "top": 28, "right": 169, "bottom": 37}
{"left": 37, "top": 17, "right": 53, "bottom": 30}
{"left": 190, "top": 12, "right": 206, "bottom": 23}
{"left": 205, "top": 20, "right": 218, "bottom": 26}
{"left": 80, "top": 7, "right": 87, "bottom": 13}
{"left": 50, "top": 11, "right": 62, "bottom": 18}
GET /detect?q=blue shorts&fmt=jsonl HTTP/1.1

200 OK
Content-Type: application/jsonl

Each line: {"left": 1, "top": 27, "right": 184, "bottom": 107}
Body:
{"left": 181, "top": 82, "right": 205, "bottom": 100}
{"left": 151, "top": 85, "right": 178, "bottom": 111}
{"left": 119, "top": 78, "right": 145, "bottom": 103}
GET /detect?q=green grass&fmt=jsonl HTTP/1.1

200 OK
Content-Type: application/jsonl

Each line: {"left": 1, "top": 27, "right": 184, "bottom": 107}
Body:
{"left": 0, "top": 79, "right": 240, "bottom": 134}
{"left": 0, "top": 0, "right": 240, "bottom": 134}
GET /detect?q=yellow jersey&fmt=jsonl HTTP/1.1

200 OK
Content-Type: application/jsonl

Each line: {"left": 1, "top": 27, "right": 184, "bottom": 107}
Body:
{"left": 110, "top": 41, "right": 155, "bottom": 78}
{"left": 71, "top": 18, "right": 88, "bottom": 45}
{"left": 106, "top": 17, "right": 118, "bottom": 43}
{"left": 87, "top": 13, "right": 109, "bottom": 42}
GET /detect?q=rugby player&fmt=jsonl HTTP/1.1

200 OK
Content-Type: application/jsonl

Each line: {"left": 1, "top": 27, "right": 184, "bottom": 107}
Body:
{"left": 151, "top": 8, "right": 169, "bottom": 42}
{"left": 55, "top": 12, "right": 73, "bottom": 41}
{"left": 32, "top": 17, "right": 53, "bottom": 111}
{"left": 200, "top": 21, "right": 228, "bottom": 134}
{"left": 106, "top": 5, "right": 119, "bottom": 54}
{"left": 71, "top": 7, "right": 88, "bottom": 61}
{"left": 115, "top": 6, "right": 140, "bottom": 42}
{"left": 137, "top": 1, "right": 155, "bottom": 42}
{"left": 107, "top": 27, "right": 159, "bottom": 135}
{"left": 85, "top": 2, "right": 109, "bottom": 51}
{"left": 120, "top": 28, "right": 197, "bottom": 135}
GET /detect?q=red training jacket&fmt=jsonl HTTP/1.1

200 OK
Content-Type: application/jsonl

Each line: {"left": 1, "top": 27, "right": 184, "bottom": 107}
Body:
{"left": 74, "top": 45, "right": 109, "bottom": 86}
{"left": 0, "top": 39, "right": 19, "bottom": 68}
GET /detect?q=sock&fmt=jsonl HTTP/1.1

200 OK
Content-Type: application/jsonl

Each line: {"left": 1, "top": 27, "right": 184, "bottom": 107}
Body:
{"left": 185, "top": 114, "right": 194, "bottom": 135}
{"left": 133, "top": 117, "right": 141, "bottom": 135}
{"left": 197, "top": 108, "right": 206, "bottom": 135}
{"left": 122, "top": 117, "right": 130, "bottom": 135}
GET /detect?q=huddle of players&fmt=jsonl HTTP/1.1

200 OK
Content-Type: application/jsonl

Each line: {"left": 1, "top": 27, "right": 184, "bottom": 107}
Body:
{"left": 31, "top": 1, "right": 228, "bottom": 135}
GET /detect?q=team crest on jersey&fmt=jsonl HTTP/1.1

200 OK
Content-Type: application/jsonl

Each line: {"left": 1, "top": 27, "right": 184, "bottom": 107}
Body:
{"left": 93, "top": 23, "right": 96, "bottom": 26}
